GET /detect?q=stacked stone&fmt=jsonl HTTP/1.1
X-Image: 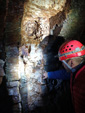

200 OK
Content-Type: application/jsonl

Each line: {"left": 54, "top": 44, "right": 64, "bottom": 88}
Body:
{"left": 5, "top": 46, "right": 22, "bottom": 113}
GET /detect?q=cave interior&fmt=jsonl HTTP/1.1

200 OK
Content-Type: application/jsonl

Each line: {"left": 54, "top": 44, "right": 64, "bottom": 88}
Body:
{"left": 0, "top": 0, "right": 85, "bottom": 113}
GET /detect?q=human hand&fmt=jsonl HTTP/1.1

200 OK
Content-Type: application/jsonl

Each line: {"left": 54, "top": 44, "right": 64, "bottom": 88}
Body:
{"left": 43, "top": 71, "right": 48, "bottom": 79}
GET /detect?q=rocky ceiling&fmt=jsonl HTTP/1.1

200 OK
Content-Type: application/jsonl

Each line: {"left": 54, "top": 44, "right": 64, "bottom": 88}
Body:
{"left": 0, "top": 0, "right": 85, "bottom": 46}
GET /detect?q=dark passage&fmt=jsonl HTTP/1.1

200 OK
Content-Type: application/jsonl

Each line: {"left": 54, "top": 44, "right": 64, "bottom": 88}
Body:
{"left": 0, "top": 77, "right": 13, "bottom": 113}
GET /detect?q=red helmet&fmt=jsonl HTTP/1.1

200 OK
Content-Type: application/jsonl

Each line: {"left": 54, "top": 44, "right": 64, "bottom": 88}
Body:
{"left": 58, "top": 40, "right": 85, "bottom": 61}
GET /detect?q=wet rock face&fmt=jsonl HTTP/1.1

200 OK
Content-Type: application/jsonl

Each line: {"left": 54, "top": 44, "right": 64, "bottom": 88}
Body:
{"left": 21, "top": 17, "right": 50, "bottom": 44}
{"left": 21, "top": 0, "right": 68, "bottom": 44}
{"left": 60, "top": 0, "right": 85, "bottom": 42}
{"left": 0, "top": 0, "right": 24, "bottom": 45}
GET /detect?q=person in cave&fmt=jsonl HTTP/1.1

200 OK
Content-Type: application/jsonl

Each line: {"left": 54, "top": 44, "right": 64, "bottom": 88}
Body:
{"left": 42, "top": 36, "right": 73, "bottom": 113}
{"left": 44, "top": 40, "right": 85, "bottom": 113}
{"left": 58, "top": 40, "right": 85, "bottom": 113}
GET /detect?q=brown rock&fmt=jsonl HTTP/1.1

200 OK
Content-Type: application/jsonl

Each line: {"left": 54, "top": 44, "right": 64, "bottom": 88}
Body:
{"left": 0, "top": 77, "right": 3, "bottom": 85}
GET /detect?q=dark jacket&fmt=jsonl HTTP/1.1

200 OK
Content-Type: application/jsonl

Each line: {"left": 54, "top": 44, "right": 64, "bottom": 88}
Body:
{"left": 70, "top": 64, "right": 85, "bottom": 113}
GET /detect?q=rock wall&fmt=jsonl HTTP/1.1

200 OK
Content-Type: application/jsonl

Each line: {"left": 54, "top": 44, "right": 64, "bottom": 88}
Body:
{"left": 20, "top": 1, "right": 70, "bottom": 112}
{"left": 21, "top": 0, "right": 70, "bottom": 44}
{"left": 5, "top": 46, "right": 21, "bottom": 112}
{"left": 60, "top": 0, "right": 85, "bottom": 43}
{"left": 19, "top": 44, "right": 44, "bottom": 112}
{"left": 0, "top": 0, "right": 85, "bottom": 113}
{"left": 0, "top": 59, "right": 5, "bottom": 83}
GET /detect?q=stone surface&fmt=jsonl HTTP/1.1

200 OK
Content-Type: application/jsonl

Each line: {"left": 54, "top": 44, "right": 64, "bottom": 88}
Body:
{"left": 0, "top": 0, "right": 85, "bottom": 113}
{"left": 60, "top": 0, "right": 85, "bottom": 43}
{"left": 6, "top": 46, "right": 20, "bottom": 81}
{"left": 13, "top": 103, "right": 22, "bottom": 112}
{"left": 12, "top": 94, "right": 21, "bottom": 104}
{"left": 0, "top": 77, "right": 3, "bottom": 85}
{"left": 7, "top": 81, "right": 20, "bottom": 87}
{"left": 0, "top": 0, "right": 24, "bottom": 45}
{"left": 21, "top": 0, "right": 69, "bottom": 44}
{"left": 0, "top": 68, "right": 5, "bottom": 77}
{"left": 0, "top": 60, "right": 5, "bottom": 77}
{"left": 0, "top": 60, "right": 5, "bottom": 68}
{"left": 8, "top": 87, "right": 19, "bottom": 96}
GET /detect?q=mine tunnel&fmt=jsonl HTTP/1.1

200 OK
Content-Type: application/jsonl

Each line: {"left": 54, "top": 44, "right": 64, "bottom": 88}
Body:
{"left": 0, "top": 0, "right": 85, "bottom": 113}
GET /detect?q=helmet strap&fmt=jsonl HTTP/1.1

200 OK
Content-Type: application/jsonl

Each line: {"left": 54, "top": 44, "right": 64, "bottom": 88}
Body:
{"left": 62, "top": 60, "right": 76, "bottom": 73}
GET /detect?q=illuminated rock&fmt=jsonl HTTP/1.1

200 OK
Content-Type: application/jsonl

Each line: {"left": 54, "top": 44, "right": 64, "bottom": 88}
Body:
{"left": 21, "top": 0, "right": 68, "bottom": 44}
